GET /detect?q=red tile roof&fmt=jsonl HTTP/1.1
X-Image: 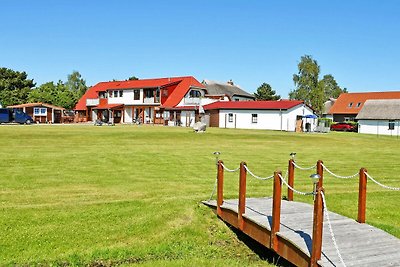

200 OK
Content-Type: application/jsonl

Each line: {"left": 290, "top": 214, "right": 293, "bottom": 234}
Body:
{"left": 74, "top": 76, "right": 204, "bottom": 110}
{"left": 328, "top": 91, "right": 400, "bottom": 114}
{"left": 203, "top": 100, "right": 305, "bottom": 110}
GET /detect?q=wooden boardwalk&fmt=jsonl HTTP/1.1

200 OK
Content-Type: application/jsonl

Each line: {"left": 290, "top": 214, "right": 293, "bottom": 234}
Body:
{"left": 203, "top": 197, "right": 400, "bottom": 266}
{"left": 205, "top": 160, "right": 400, "bottom": 266}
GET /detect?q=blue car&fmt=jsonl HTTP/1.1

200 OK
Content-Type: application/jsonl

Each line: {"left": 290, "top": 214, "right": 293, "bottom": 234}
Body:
{"left": 0, "top": 108, "right": 33, "bottom": 124}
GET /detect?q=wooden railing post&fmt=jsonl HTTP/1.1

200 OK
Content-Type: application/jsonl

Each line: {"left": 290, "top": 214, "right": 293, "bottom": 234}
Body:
{"left": 217, "top": 160, "right": 224, "bottom": 216}
{"left": 310, "top": 187, "right": 324, "bottom": 267}
{"left": 271, "top": 170, "right": 282, "bottom": 252}
{"left": 238, "top": 162, "right": 247, "bottom": 230}
{"left": 358, "top": 168, "right": 367, "bottom": 223}
{"left": 288, "top": 159, "right": 295, "bottom": 201}
{"left": 316, "top": 160, "right": 324, "bottom": 188}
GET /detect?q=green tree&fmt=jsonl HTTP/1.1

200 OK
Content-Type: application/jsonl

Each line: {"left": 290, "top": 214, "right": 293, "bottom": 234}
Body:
{"left": 0, "top": 67, "right": 35, "bottom": 106}
{"left": 65, "top": 71, "right": 88, "bottom": 103}
{"left": 28, "top": 81, "right": 57, "bottom": 104}
{"left": 290, "top": 55, "right": 346, "bottom": 114}
{"left": 319, "top": 74, "right": 347, "bottom": 100}
{"left": 254, "top": 83, "right": 280, "bottom": 100}
{"left": 127, "top": 76, "right": 139, "bottom": 81}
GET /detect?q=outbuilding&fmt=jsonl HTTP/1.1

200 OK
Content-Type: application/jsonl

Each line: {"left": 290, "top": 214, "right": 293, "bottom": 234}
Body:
{"left": 203, "top": 100, "right": 316, "bottom": 132}
{"left": 356, "top": 99, "right": 400, "bottom": 136}
{"left": 7, "top": 103, "right": 65, "bottom": 123}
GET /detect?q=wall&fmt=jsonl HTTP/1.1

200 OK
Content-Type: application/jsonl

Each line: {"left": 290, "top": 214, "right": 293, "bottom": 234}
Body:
{"left": 358, "top": 119, "right": 400, "bottom": 136}
{"left": 124, "top": 107, "right": 132, "bottom": 123}
{"left": 216, "top": 105, "right": 315, "bottom": 132}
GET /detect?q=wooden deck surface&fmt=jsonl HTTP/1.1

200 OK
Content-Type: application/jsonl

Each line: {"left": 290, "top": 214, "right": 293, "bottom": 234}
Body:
{"left": 203, "top": 197, "right": 400, "bottom": 267}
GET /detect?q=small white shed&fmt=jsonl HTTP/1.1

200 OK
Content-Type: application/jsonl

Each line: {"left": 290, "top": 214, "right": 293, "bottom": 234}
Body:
{"left": 204, "top": 100, "right": 316, "bottom": 132}
{"left": 356, "top": 99, "right": 400, "bottom": 136}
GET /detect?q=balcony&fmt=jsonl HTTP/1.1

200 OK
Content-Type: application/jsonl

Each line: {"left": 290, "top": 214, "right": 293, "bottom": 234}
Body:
{"left": 86, "top": 98, "right": 99, "bottom": 106}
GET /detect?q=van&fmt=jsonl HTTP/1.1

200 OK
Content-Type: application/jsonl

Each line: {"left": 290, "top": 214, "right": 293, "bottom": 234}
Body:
{"left": 0, "top": 108, "right": 33, "bottom": 124}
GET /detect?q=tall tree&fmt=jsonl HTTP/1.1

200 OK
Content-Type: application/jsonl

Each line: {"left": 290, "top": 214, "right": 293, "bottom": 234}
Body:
{"left": 318, "top": 74, "right": 347, "bottom": 99}
{"left": 65, "top": 71, "right": 88, "bottom": 103}
{"left": 254, "top": 83, "right": 280, "bottom": 100}
{"left": 290, "top": 55, "right": 345, "bottom": 114}
{"left": 127, "top": 76, "right": 139, "bottom": 81}
{"left": 0, "top": 67, "right": 35, "bottom": 106}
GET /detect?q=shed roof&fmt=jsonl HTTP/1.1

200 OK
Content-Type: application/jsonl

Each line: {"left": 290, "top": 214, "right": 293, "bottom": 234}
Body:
{"left": 203, "top": 80, "right": 255, "bottom": 100}
{"left": 356, "top": 99, "right": 400, "bottom": 120}
{"left": 329, "top": 91, "right": 400, "bottom": 115}
{"left": 7, "top": 102, "right": 65, "bottom": 110}
{"left": 203, "top": 100, "right": 305, "bottom": 110}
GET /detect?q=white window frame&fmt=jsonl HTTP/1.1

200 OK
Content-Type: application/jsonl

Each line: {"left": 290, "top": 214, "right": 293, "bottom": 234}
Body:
{"left": 34, "top": 107, "right": 47, "bottom": 116}
{"left": 251, "top": 114, "right": 258, "bottom": 123}
{"left": 228, "top": 113, "right": 233, "bottom": 122}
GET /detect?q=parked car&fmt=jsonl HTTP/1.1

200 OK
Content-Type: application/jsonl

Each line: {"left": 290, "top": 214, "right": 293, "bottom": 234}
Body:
{"left": 330, "top": 122, "right": 357, "bottom": 132}
{"left": 0, "top": 108, "right": 33, "bottom": 124}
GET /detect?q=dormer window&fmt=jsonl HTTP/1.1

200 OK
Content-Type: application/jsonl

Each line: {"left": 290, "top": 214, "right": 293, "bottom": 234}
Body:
{"left": 348, "top": 102, "right": 353, "bottom": 107}
{"left": 189, "top": 90, "right": 201, "bottom": 98}
{"left": 356, "top": 102, "right": 361, "bottom": 107}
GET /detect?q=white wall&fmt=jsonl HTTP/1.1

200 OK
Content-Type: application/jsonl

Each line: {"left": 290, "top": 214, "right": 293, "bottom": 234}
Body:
{"left": 180, "top": 111, "right": 195, "bottom": 127}
{"left": 124, "top": 107, "right": 132, "bottom": 123}
{"left": 358, "top": 120, "right": 400, "bottom": 136}
{"left": 108, "top": 89, "right": 144, "bottom": 105}
{"left": 217, "top": 105, "right": 315, "bottom": 132}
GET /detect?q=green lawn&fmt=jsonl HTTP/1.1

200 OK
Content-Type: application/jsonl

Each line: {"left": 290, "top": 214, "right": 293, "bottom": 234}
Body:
{"left": 0, "top": 125, "right": 399, "bottom": 266}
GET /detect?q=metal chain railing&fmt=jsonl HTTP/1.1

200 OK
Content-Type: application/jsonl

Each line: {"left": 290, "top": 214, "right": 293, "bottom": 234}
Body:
{"left": 365, "top": 172, "right": 400, "bottom": 191}
{"left": 321, "top": 163, "right": 358, "bottom": 179}
{"left": 278, "top": 174, "right": 314, "bottom": 196}
{"left": 244, "top": 165, "right": 274, "bottom": 181}
{"left": 321, "top": 192, "right": 347, "bottom": 267}
{"left": 292, "top": 161, "right": 317, "bottom": 171}
{"left": 220, "top": 163, "right": 240, "bottom": 172}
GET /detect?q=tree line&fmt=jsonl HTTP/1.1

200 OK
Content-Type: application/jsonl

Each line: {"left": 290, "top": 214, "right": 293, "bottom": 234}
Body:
{"left": 254, "top": 55, "right": 347, "bottom": 114}
{"left": 0, "top": 68, "right": 88, "bottom": 110}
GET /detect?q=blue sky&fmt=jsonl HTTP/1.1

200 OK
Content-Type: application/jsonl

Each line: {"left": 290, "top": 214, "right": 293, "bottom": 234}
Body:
{"left": 1, "top": 1, "right": 399, "bottom": 97}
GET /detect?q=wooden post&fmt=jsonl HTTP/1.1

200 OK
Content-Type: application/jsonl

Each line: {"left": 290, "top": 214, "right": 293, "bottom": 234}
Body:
{"left": 310, "top": 187, "right": 324, "bottom": 267}
{"left": 316, "top": 160, "right": 324, "bottom": 188}
{"left": 271, "top": 170, "right": 282, "bottom": 252}
{"left": 358, "top": 168, "right": 367, "bottom": 223}
{"left": 288, "top": 159, "right": 295, "bottom": 201}
{"left": 238, "top": 162, "right": 247, "bottom": 231}
{"left": 217, "top": 160, "right": 224, "bottom": 216}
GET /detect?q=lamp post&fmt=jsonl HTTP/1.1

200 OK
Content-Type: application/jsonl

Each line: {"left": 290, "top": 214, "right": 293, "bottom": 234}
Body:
{"left": 213, "top": 151, "right": 221, "bottom": 167}
{"left": 310, "top": 173, "right": 321, "bottom": 200}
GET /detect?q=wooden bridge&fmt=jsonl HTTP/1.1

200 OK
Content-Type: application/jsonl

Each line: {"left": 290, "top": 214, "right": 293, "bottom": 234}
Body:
{"left": 203, "top": 160, "right": 400, "bottom": 267}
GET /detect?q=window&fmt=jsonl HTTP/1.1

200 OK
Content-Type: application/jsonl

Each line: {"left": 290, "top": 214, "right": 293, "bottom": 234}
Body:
{"left": 134, "top": 90, "right": 140, "bottom": 100}
{"left": 228, "top": 113, "right": 233, "bottom": 122}
{"left": 113, "top": 90, "right": 118, "bottom": 97}
{"left": 251, "top": 114, "right": 258, "bottom": 123}
{"left": 162, "top": 89, "right": 168, "bottom": 97}
{"left": 348, "top": 102, "right": 353, "bottom": 107}
{"left": 189, "top": 90, "right": 201, "bottom": 98}
{"left": 99, "top": 92, "right": 107, "bottom": 98}
{"left": 109, "top": 91, "right": 113, "bottom": 98}
{"left": 356, "top": 102, "right": 362, "bottom": 107}
{"left": 34, "top": 107, "right": 46, "bottom": 116}
{"left": 144, "top": 89, "right": 153, "bottom": 98}
{"left": 389, "top": 120, "right": 395, "bottom": 130}
{"left": 119, "top": 90, "right": 123, "bottom": 97}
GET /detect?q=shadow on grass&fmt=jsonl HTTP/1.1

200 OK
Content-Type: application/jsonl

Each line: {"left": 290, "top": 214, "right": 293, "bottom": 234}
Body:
{"left": 226, "top": 222, "right": 295, "bottom": 267}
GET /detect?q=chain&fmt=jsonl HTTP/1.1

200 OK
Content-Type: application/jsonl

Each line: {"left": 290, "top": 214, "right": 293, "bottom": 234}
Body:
{"left": 365, "top": 172, "right": 400, "bottom": 191}
{"left": 292, "top": 161, "right": 317, "bottom": 171}
{"left": 320, "top": 163, "right": 358, "bottom": 179}
{"left": 220, "top": 163, "right": 240, "bottom": 172}
{"left": 278, "top": 174, "right": 314, "bottom": 196}
{"left": 244, "top": 165, "right": 274, "bottom": 181}
{"left": 321, "top": 192, "right": 347, "bottom": 267}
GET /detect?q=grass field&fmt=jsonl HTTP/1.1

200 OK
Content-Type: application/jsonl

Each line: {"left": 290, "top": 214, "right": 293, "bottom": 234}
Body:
{"left": 0, "top": 125, "right": 399, "bottom": 266}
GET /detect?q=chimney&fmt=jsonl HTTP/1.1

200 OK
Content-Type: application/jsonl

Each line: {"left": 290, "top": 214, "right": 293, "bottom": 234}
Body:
{"left": 227, "top": 79, "right": 234, "bottom": 86}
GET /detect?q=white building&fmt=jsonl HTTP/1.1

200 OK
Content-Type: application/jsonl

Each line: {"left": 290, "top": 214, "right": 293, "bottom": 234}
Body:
{"left": 203, "top": 100, "right": 317, "bottom": 132}
{"left": 356, "top": 99, "right": 400, "bottom": 137}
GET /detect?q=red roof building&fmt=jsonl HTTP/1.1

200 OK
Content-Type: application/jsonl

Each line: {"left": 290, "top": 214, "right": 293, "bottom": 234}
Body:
{"left": 328, "top": 91, "right": 400, "bottom": 122}
{"left": 74, "top": 76, "right": 206, "bottom": 124}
